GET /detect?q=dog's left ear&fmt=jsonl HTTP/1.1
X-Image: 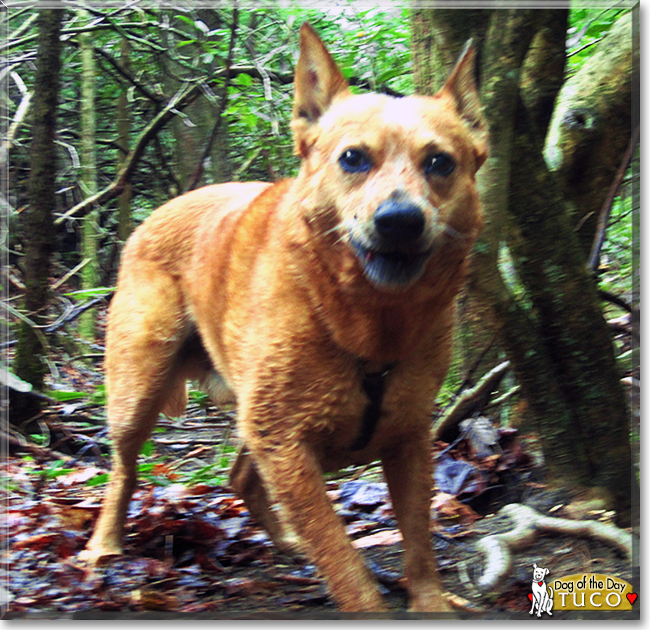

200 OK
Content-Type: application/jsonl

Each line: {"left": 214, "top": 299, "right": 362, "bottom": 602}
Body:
{"left": 291, "top": 23, "right": 350, "bottom": 157}
{"left": 437, "top": 41, "right": 488, "bottom": 169}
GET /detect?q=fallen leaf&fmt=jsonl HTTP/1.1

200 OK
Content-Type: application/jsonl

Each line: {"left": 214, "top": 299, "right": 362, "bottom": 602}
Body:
{"left": 431, "top": 493, "right": 480, "bottom": 524}
{"left": 351, "top": 529, "right": 402, "bottom": 549}
{"left": 132, "top": 588, "right": 179, "bottom": 611}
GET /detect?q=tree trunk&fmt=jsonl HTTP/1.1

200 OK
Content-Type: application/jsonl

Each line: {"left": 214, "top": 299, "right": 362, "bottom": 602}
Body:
{"left": 411, "top": 7, "right": 634, "bottom": 522}
{"left": 162, "top": 9, "right": 233, "bottom": 192}
{"left": 544, "top": 12, "right": 634, "bottom": 258}
{"left": 78, "top": 10, "right": 98, "bottom": 340}
{"left": 13, "top": 9, "right": 63, "bottom": 395}
{"left": 116, "top": 36, "right": 133, "bottom": 242}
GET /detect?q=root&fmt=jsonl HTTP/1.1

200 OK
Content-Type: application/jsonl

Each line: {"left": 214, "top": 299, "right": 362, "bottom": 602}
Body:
{"left": 475, "top": 503, "right": 634, "bottom": 592}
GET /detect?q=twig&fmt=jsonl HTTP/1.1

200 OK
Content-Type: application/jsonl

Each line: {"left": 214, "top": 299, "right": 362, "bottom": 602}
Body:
{"left": 233, "top": 145, "right": 264, "bottom": 181}
{"left": 51, "top": 258, "right": 91, "bottom": 290}
{"left": 2, "top": 89, "right": 31, "bottom": 152}
{"left": 95, "top": 45, "right": 163, "bottom": 104}
{"left": 5, "top": 431, "right": 75, "bottom": 462}
{"left": 54, "top": 82, "right": 202, "bottom": 225}
{"left": 598, "top": 289, "right": 632, "bottom": 313}
{"left": 484, "top": 385, "right": 520, "bottom": 410}
{"left": 45, "top": 295, "right": 111, "bottom": 334}
{"left": 588, "top": 125, "right": 639, "bottom": 271}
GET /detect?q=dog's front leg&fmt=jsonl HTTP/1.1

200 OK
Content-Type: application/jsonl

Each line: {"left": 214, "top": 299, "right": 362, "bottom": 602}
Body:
{"left": 382, "top": 434, "right": 451, "bottom": 613}
{"left": 244, "top": 429, "right": 386, "bottom": 612}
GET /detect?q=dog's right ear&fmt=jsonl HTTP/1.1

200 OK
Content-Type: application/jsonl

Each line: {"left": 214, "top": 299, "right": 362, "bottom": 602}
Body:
{"left": 291, "top": 23, "right": 350, "bottom": 157}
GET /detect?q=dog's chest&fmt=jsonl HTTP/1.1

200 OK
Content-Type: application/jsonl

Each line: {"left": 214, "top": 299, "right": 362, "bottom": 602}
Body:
{"left": 306, "top": 362, "right": 433, "bottom": 470}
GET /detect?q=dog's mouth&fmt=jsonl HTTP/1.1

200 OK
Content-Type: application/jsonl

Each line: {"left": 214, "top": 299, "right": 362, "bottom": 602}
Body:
{"left": 350, "top": 238, "right": 433, "bottom": 289}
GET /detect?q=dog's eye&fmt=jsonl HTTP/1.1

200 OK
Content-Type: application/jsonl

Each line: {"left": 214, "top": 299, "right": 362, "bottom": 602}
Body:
{"left": 423, "top": 152, "right": 455, "bottom": 177}
{"left": 339, "top": 149, "right": 372, "bottom": 174}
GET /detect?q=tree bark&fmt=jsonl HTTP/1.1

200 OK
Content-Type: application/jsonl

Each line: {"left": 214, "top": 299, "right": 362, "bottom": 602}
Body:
{"left": 544, "top": 11, "right": 634, "bottom": 257}
{"left": 506, "top": 95, "right": 632, "bottom": 515}
{"left": 13, "top": 9, "right": 63, "bottom": 394}
{"left": 78, "top": 10, "right": 98, "bottom": 340}
{"left": 116, "top": 36, "right": 133, "bottom": 242}
{"left": 411, "top": 7, "right": 634, "bottom": 522}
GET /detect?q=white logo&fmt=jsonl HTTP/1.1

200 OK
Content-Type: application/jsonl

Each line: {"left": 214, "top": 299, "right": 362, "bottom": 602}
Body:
{"left": 530, "top": 563, "right": 554, "bottom": 617}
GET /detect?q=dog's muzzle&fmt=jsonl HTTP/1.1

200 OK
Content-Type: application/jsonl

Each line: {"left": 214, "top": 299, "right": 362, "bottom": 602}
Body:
{"left": 350, "top": 198, "right": 433, "bottom": 289}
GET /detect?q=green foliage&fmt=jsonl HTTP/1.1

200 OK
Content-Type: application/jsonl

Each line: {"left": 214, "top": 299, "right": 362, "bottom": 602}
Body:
{"left": 188, "top": 389, "right": 211, "bottom": 408}
{"left": 566, "top": 6, "right": 630, "bottom": 74}
{"left": 63, "top": 288, "right": 115, "bottom": 299}
{"left": 91, "top": 384, "right": 107, "bottom": 406}
{"left": 138, "top": 461, "right": 169, "bottom": 486}
{"left": 178, "top": 464, "right": 228, "bottom": 487}
{"left": 7, "top": 3, "right": 414, "bottom": 234}
{"left": 598, "top": 189, "right": 634, "bottom": 298}
{"left": 140, "top": 440, "right": 154, "bottom": 457}
{"left": 86, "top": 472, "right": 109, "bottom": 486}
{"left": 45, "top": 389, "right": 87, "bottom": 402}
{"left": 42, "top": 460, "right": 75, "bottom": 479}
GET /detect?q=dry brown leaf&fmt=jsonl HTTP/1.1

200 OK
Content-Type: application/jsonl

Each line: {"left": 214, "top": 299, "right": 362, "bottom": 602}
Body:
{"left": 351, "top": 529, "right": 402, "bottom": 549}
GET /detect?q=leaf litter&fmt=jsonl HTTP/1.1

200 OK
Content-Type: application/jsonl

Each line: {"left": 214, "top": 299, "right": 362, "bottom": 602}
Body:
{"left": 3, "top": 357, "right": 634, "bottom": 618}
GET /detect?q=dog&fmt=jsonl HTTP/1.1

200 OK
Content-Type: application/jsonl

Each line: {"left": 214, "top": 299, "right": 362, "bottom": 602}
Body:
{"left": 530, "top": 563, "right": 554, "bottom": 617}
{"left": 79, "top": 23, "right": 488, "bottom": 613}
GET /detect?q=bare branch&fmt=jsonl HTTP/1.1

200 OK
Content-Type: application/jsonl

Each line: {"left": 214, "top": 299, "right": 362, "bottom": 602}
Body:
{"left": 54, "top": 82, "right": 202, "bottom": 225}
{"left": 587, "top": 125, "right": 639, "bottom": 271}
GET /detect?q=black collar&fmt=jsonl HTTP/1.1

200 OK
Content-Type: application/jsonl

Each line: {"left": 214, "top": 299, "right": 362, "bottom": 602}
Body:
{"left": 349, "top": 360, "right": 397, "bottom": 452}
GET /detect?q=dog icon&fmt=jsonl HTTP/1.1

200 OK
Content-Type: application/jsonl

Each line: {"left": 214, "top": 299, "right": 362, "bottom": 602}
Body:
{"left": 530, "top": 563, "right": 553, "bottom": 617}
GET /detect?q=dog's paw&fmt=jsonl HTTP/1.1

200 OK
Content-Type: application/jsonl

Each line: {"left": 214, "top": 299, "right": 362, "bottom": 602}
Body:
{"left": 78, "top": 545, "right": 122, "bottom": 565}
{"left": 407, "top": 591, "right": 454, "bottom": 614}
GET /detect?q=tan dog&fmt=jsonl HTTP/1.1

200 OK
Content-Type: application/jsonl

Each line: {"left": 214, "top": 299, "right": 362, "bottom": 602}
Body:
{"left": 80, "top": 24, "right": 488, "bottom": 613}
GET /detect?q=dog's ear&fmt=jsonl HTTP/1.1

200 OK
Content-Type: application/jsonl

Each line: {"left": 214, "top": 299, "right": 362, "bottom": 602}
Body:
{"left": 291, "top": 23, "right": 350, "bottom": 157}
{"left": 437, "top": 41, "right": 488, "bottom": 169}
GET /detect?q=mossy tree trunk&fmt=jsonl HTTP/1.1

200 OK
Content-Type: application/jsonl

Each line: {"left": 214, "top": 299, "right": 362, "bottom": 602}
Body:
{"left": 116, "top": 36, "right": 133, "bottom": 243}
{"left": 411, "top": 7, "right": 635, "bottom": 522}
{"left": 161, "top": 9, "right": 233, "bottom": 193}
{"left": 13, "top": 9, "right": 63, "bottom": 397}
{"left": 78, "top": 10, "right": 98, "bottom": 340}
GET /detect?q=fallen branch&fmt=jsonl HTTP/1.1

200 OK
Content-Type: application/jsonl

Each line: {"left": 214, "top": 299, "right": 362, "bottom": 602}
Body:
{"left": 433, "top": 361, "right": 510, "bottom": 442}
{"left": 475, "top": 503, "right": 634, "bottom": 592}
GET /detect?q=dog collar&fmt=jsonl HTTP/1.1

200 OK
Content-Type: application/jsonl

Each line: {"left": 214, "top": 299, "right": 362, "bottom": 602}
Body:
{"left": 350, "top": 360, "right": 397, "bottom": 452}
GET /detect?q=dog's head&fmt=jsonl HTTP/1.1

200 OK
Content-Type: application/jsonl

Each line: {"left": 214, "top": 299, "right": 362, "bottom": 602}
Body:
{"left": 532, "top": 564, "right": 550, "bottom": 581}
{"left": 291, "top": 23, "right": 488, "bottom": 293}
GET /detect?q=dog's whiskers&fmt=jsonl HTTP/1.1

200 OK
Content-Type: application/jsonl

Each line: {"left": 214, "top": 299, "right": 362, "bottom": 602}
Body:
{"left": 321, "top": 223, "right": 344, "bottom": 238}
{"left": 443, "top": 225, "right": 467, "bottom": 241}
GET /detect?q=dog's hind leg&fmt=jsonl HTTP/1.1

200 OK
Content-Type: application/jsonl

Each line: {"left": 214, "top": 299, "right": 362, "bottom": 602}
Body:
{"left": 80, "top": 267, "right": 188, "bottom": 563}
{"left": 229, "top": 447, "right": 300, "bottom": 555}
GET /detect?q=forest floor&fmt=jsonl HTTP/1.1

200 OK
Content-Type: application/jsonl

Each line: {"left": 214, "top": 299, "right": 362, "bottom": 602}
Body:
{"left": 3, "top": 409, "right": 636, "bottom": 619}
{"left": 2, "top": 307, "right": 638, "bottom": 620}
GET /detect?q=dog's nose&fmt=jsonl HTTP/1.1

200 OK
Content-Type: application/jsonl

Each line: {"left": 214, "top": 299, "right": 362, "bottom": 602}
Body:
{"left": 374, "top": 200, "right": 426, "bottom": 244}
